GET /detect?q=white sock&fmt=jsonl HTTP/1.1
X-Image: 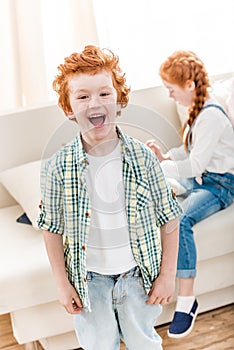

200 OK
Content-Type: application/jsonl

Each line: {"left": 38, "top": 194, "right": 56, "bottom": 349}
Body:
{"left": 176, "top": 296, "right": 195, "bottom": 314}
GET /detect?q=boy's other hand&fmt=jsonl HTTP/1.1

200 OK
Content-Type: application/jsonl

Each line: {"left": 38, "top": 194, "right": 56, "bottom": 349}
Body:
{"left": 146, "top": 273, "right": 175, "bottom": 305}
{"left": 58, "top": 280, "right": 83, "bottom": 314}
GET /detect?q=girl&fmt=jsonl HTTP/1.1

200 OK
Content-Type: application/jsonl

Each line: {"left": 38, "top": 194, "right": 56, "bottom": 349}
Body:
{"left": 146, "top": 51, "right": 234, "bottom": 338}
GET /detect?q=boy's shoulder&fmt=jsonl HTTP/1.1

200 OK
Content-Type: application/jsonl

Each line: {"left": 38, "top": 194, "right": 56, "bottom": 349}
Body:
{"left": 121, "top": 131, "right": 159, "bottom": 171}
{"left": 120, "top": 132, "right": 161, "bottom": 179}
{"left": 122, "top": 132, "right": 155, "bottom": 158}
{"left": 43, "top": 135, "right": 80, "bottom": 173}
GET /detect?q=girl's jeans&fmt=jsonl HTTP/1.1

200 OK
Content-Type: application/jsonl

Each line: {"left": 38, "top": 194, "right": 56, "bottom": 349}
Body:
{"left": 74, "top": 267, "right": 162, "bottom": 350}
{"left": 177, "top": 172, "right": 234, "bottom": 278}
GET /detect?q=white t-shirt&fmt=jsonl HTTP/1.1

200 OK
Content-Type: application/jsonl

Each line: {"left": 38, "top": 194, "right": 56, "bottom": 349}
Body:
{"left": 85, "top": 141, "right": 137, "bottom": 275}
{"left": 162, "top": 98, "right": 234, "bottom": 178}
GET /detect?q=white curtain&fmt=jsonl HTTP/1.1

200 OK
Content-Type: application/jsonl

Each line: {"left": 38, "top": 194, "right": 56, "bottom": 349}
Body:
{"left": 1, "top": 0, "right": 233, "bottom": 112}
{"left": 93, "top": 0, "right": 234, "bottom": 90}
{"left": 0, "top": 0, "right": 99, "bottom": 112}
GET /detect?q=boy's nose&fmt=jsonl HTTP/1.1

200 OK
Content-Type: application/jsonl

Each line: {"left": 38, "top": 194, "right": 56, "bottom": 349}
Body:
{"left": 88, "top": 95, "right": 100, "bottom": 108}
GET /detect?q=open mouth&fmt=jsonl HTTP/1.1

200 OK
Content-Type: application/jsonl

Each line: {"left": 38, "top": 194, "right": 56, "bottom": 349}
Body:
{"left": 88, "top": 114, "right": 106, "bottom": 128}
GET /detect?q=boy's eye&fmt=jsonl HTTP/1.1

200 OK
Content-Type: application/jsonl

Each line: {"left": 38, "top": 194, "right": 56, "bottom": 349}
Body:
{"left": 100, "top": 92, "right": 110, "bottom": 97}
{"left": 78, "top": 95, "right": 89, "bottom": 100}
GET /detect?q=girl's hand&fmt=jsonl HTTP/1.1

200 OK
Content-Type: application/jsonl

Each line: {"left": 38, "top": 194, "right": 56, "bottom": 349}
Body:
{"left": 145, "top": 139, "right": 168, "bottom": 162}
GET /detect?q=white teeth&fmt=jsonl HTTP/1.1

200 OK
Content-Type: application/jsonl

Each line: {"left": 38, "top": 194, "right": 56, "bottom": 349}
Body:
{"left": 89, "top": 114, "right": 104, "bottom": 119}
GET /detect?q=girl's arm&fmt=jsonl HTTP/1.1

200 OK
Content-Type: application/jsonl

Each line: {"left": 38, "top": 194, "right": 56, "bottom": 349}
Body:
{"left": 161, "top": 108, "right": 229, "bottom": 178}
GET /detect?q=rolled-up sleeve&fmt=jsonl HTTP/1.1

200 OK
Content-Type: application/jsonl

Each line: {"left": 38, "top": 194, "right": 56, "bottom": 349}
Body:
{"left": 37, "top": 158, "right": 64, "bottom": 234}
{"left": 169, "top": 145, "right": 188, "bottom": 161}
{"left": 148, "top": 157, "right": 183, "bottom": 227}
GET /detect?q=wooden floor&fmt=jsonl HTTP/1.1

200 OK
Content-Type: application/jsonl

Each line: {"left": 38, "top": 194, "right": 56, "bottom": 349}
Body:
{"left": 1, "top": 304, "right": 233, "bottom": 350}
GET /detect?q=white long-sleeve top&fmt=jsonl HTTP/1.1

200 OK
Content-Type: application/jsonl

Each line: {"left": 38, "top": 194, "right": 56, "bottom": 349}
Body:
{"left": 161, "top": 98, "right": 234, "bottom": 178}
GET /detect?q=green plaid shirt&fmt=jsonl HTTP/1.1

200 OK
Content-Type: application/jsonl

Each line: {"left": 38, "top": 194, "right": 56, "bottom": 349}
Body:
{"left": 38, "top": 127, "right": 182, "bottom": 310}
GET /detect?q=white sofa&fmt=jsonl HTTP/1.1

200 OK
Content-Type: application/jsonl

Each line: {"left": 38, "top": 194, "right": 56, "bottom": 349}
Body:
{"left": 0, "top": 73, "right": 233, "bottom": 350}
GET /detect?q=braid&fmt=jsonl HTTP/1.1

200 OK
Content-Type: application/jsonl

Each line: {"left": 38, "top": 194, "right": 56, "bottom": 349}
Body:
{"left": 160, "top": 51, "right": 210, "bottom": 151}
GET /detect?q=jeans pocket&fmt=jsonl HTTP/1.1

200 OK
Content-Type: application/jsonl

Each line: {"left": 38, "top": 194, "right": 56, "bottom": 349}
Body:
{"left": 203, "top": 172, "right": 234, "bottom": 208}
{"left": 135, "top": 275, "right": 144, "bottom": 288}
{"left": 87, "top": 271, "right": 94, "bottom": 281}
{"left": 220, "top": 187, "right": 234, "bottom": 209}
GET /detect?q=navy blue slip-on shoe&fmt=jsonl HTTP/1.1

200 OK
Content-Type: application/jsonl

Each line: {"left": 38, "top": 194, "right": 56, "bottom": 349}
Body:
{"left": 167, "top": 299, "right": 199, "bottom": 338}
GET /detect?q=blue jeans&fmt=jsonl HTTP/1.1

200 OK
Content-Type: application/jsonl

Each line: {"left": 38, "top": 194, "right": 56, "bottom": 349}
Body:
{"left": 177, "top": 172, "right": 234, "bottom": 278}
{"left": 74, "top": 267, "right": 162, "bottom": 350}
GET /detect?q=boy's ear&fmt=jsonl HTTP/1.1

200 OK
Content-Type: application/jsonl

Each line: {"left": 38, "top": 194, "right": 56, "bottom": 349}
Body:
{"left": 117, "top": 102, "right": 122, "bottom": 116}
{"left": 186, "top": 80, "right": 195, "bottom": 91}
{"left": 66, "top": 111, "right": 76, "bottom": 120}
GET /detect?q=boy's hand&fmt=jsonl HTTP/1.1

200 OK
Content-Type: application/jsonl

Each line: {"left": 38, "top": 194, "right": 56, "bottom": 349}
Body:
{"left": 146, "top": 272, "right": 175, "bottom": 305}
{"left": 58, "top": 280, "right": 83, "bottom": 314}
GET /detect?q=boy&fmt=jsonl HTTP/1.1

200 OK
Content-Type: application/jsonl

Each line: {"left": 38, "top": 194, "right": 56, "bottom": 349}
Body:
{"left": 38, "top": 45, "right": 182, "bottom": 350}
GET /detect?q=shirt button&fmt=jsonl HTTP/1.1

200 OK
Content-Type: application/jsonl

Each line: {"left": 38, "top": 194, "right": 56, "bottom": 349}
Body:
{"left": 171, "top": 189, "right": 177, "bottom": 199}
{"left": 82, "top": 245, "right": 86, "bottom": 250}
{"left": 85, "top": 212, "right": 90, "bottom": 217}
{"left": 84, "top": 277, "right": 87, "bottom": 282}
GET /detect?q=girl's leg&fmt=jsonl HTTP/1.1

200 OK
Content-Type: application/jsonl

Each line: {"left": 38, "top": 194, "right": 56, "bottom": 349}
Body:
{"left": 177, "top": 188, "right": 222, "bottom": 279}
{"left": 178, "top": 277, "right": 194, "bottom": 296}
{"left": 168, "top": 188, "right": 222, "bottom": 338}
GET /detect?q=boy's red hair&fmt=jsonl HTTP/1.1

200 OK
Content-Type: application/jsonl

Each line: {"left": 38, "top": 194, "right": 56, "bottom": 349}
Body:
{"left": 53, "top": 45, "right": 130, "bottom": 115}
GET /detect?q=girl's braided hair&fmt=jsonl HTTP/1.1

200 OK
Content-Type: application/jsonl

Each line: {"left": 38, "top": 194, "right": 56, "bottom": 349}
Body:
{"left": 159, "top": 51, "right": 210, "bottom": 151}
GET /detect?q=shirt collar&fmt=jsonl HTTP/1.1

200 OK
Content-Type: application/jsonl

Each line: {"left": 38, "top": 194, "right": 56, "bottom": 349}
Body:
{"left": 74, "top": 126, "right": 132, "bottom": 165}
{"left": 116, "top": 126, "right": 132, "bottom": 154}
{"left": 74, "top": 133, "right": 88, "bottom": 165}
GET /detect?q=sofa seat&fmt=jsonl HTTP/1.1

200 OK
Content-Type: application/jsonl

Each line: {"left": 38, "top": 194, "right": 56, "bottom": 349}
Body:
{"left": 0, "top": 204, "right": 79, "bottom": 347}
{"left": 0, "top": 205, "right": 57, "bottom": 314}
{"left": 1, "top": 202, "right": 233, "bottom": 346}
{"left": 1, "top": 202, "right": 233, "bottom": 315}
{"left": 193, "top": 203, "right": 234, "bottom": 261}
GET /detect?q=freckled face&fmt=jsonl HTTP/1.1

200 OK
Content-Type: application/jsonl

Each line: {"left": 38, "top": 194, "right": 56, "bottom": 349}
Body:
{"left": 69, "top": 70, "right": 120, "bottom": 148}
{"left": 162, "top": 80, "right": 195, "bottom": 107}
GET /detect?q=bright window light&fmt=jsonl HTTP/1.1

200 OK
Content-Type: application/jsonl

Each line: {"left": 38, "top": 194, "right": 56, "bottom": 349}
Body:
{"left": 93, "top": 0, "right": 234, "bottom": 90}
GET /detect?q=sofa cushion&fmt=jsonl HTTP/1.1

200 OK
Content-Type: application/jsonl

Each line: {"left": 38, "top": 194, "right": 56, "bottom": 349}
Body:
{"left": 0, "top": 205, "right": 57, "bottom": 314}
{"left": 194, "top": 202, "right": 234, "bottom": 261}
{"left": 211, "top": 77, "right": 234, "bottom": 117}
{"left": 0, "top": 160, "right": 41, "bottom": 229}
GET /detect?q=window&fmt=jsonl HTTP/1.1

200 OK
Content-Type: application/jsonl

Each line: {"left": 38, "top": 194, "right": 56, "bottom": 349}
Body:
{"left": 93, "top": 0, "right": 234, "bottom": 89}
{"left": 1, "top": 0, "right": 233, "bottom": 111}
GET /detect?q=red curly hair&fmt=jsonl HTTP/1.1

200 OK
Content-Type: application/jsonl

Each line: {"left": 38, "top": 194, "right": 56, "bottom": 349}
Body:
{"left": 53, "top": 45, "right": 130, "bottom": 116}
{"left": 159, "top": 51, "right": 210, "bottom": 151}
